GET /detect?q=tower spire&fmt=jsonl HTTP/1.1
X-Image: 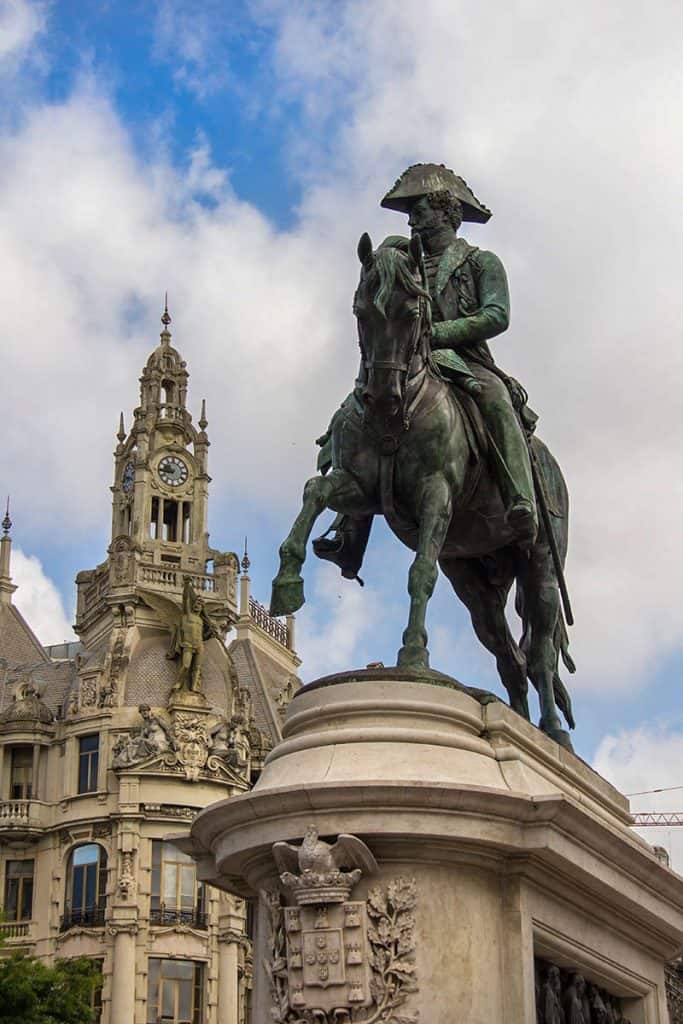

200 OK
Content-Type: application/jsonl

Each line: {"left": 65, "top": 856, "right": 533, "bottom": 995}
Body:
{"left": 0, "top": 497, "right": 17, "bottom": 605}
{"left": 160, "top": 293, "right": 171, "bottom": 345}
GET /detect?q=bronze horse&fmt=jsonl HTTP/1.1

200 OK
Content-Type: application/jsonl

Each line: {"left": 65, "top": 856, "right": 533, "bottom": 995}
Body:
{"left": 271, "top": 233, "right": 575, "bottom": 749}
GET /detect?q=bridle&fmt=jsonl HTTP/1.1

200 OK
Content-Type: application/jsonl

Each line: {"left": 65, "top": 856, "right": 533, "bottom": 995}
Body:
{"left": 359, "top": 288, "right": 432, "bottom": 434}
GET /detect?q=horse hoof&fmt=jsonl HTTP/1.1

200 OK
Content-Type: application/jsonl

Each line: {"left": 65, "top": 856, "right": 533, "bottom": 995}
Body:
{"left": 270, "top": 576, "right": 305, "bottom": 616}
{"left": 541, "top": 723, "right": 574, "bottom": 753}
{"left": 397, "top": 644, "right": 430, "bottom": 670}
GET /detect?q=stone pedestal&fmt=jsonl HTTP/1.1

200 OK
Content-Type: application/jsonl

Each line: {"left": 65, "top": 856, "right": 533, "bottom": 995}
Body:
{"left": 182, "top": 669, "right": 683, "bottom": 1023}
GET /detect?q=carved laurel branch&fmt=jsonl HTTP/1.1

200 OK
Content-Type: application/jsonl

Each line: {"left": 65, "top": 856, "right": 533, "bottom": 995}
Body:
{"left": 262, "top": 877, "right": 419, "bottom": 1024}
{"left": 262, "top": 889, "right": 290, "bottom": 1024}
{"left": 358, "top": 877, "right": 418, "bottom": 1024}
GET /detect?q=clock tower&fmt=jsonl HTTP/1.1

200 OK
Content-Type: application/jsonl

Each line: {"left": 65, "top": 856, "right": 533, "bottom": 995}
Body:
{"left": 75, "top": 302, "right": 239, "bottom": 648}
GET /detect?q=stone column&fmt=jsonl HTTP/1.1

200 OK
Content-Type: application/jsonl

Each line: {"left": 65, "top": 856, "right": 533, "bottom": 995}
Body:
{"left": 109, "top": 924, "right": 137, "bottom": 1023}
{"left": 31, "top": 744, "right": 40, "bottom": 801}
{"left": 217, "top": 930, "right": 241, "bottom": 1024}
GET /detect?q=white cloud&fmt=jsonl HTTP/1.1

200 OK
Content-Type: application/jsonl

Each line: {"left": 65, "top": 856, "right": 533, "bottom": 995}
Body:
{"left": 295, "top": 567, "right": 381, "bottom": 682}
{"left": 12, "top": 548, "right": 75, "bottom": 645}
{"left": 0, "top": 0, "right": 44, "bottom": 66}
{"left": 593, "top": 727, "right": 683, "bottom": 873}
{"left": 0, "top": 0, "right": 682, "bottom": 707}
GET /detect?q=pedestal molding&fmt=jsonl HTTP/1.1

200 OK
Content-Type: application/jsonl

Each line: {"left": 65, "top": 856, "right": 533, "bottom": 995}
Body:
{"left": 184, "top": 672, "right": 683, "bottom": 1022}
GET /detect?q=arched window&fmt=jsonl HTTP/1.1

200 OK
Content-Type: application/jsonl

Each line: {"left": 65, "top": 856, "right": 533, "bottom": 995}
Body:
{"left": 62, "top": 844, "right": 107, "bottom": 931}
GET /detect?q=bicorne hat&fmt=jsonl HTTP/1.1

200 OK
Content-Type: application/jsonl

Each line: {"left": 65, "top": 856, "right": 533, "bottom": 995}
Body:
{"left": 381, "top": 163, "right": 491, "bottom": 223}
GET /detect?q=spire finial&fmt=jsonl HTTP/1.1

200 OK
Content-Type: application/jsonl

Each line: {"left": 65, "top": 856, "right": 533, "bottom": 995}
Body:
{"left": 2, "top": 497, "right": 11, "bottom": 536}
{"left": 117, "top": 411, "right": 126, "bottom": 443}
{"left": 199, "top": 398, "right": 208, "bottom": 431}
{"left": 160, "top": 293, "right": 172, "bottom": 344}
{"left": 0, "top": 496, "right": 15, "bottom": 605}
{"left": 241, "top": 537, "right": 250, "bottom": 573}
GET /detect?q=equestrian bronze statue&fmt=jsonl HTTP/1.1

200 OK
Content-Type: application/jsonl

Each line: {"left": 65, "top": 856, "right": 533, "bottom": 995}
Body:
{"left": 271, "top": 164, "right": 576, "bottom": 750}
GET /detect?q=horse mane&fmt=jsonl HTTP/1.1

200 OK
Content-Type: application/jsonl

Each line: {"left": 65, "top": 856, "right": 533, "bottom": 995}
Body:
{"left": 359, "top": 241, "right": 431, "bottom": 321}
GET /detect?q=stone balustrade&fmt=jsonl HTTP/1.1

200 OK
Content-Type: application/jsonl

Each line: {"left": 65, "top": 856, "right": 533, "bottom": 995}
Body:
{"left": 0, "top": 799, "right": 48, "bottom": 834}
{"left": 0, "top": 921, "right": 31, "bottom": 940}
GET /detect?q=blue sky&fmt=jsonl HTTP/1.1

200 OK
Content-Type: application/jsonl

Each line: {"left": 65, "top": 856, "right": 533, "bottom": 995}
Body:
{"left": 2, "top": 0, "right": 683, "bottom": 863}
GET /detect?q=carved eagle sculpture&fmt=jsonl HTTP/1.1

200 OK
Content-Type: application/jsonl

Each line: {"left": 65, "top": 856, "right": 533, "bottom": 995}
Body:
{"left": 272, "top": 825, "right": 377, "bottom": 881}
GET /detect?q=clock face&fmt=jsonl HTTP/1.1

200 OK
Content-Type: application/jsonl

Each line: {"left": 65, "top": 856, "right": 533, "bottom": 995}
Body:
{"left": 122, "top": 462, "right": 135, "bottom": 493}
{"left": 158, "top": 455, "right": 189, "bottom": 488}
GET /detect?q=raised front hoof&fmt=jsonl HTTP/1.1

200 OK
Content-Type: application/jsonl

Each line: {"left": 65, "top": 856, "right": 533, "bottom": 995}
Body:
{"left": 540, "top": 722, "right": 574, "bottom": 753}
{"left": 270, "top": 576, "right": 305, "bottom": 616}
{"left": 397, "top": 644, "right": 430, "bottom": 670}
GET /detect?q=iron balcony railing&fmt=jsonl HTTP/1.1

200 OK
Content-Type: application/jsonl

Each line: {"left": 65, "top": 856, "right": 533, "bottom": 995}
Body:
{"left": 149, "top": 906, "right": 208, "bottom": 930}
{"left": 59, "top": 906, "right": 106, "bottom": 932}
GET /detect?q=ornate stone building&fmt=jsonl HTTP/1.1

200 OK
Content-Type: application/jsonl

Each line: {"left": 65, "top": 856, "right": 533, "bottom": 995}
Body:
{"left": 0, "top": 307, "right": 300, "bottom": 1023}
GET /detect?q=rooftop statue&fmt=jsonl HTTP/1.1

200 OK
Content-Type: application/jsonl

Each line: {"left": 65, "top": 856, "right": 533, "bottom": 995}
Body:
{"left": 142, "top": 577, "right": 219, "bottom": 695}
{"left": 271, "top": 163, "right": 576, "bottom": 750}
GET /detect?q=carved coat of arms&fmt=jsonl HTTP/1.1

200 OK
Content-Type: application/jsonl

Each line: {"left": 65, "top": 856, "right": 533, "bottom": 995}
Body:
{"left": 265, "top": 826, "right": 418, "bottom": 1023}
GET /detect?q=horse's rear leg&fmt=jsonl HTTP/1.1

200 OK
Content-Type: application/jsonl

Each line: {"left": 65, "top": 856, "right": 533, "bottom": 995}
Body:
{"left": 397, "top": 475, "right": 452, "bottom": 669}
{"left": 271, "top": 470, "right": 361, "bottom": 616}
{"left": 518, "top": 549, "right": 573, "bottom": 751}
{"left": 439, "top": 556, "right": 530, "bottom": 720}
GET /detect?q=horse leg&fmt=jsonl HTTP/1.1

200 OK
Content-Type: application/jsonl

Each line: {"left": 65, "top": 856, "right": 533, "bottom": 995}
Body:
{"left": 397, "top": 474, "right": 452, "bottom": 669}
{"left": 517, "top": 547, "right": 573, "bottom": 751}
{"left": 439, "top": 556, "right": 530, "bottom": 720}
{"left": 271, "top": 469, "right": 364, "bottom": 616}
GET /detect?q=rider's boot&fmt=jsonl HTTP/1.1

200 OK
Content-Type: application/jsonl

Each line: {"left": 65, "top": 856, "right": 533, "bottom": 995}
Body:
{"left": 312, "top": 513, "right": 374, "bottom": 582}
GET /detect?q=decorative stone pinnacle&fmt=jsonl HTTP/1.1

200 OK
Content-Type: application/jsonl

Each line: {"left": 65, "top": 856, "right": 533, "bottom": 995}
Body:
{"left": 2, "top": 496, "right": 11, "bottom": 536}
{"left": 117, "top": 411, "right": 126, "bottom": 443}
{"left": 199, "top": 398, "right": 208, "bottom": 430}
{"left": 160, "top": 293, "right": 172, "bottom": 344}
{"left": 241, "top": 537, "right": 250, "bottom": 573}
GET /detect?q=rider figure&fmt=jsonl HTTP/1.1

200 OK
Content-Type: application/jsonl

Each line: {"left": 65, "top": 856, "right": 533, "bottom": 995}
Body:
{"left": 315, "top": 163, "right": 538, "bottom": 574}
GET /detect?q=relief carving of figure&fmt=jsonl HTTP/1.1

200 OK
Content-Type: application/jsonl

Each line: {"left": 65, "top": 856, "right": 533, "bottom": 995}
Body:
{"left": 112, "top": 703, "right": 176, "bottom": 768}
{"left": 141, "top": 578, "right": 219, "bottom": 694}
{"left": 208, "top": 714, "right": 250, "bottom": 773}
{"left": 588, "top": 984, "right": 608, "bottom": 1024}
{"left": 540, "top": 965, "right": 565, "bottom": 1024}
{"left": 563, "top": 973, "right": 587, "bottom": 1024}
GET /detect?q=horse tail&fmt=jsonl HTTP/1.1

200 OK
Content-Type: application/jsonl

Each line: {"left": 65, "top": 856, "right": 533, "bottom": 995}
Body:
{"left": 556, "top": 611, "right": 576, "bottom": 675}
{"left": 552, "top": 611, "right": 576, "bottom": 729}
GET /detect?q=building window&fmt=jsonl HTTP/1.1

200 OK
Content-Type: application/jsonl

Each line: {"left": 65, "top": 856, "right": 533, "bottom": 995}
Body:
{"left": 10, "top": 747, "right": 32, "bottom": 800}
{"left": 78, "top": 734, "right": 99, "bottom": 793}
{"left": 4, "top": 859, "right": 34, "bottom": 921}
{"left": 62, "top": 843, "right": 107, "bottom": 930}
{"left": 150, "top": 496, "right": 159, "bottom": 539}
{"left": 89, "top": 959, "right": 104, "bottom": 1023}
{"left": 161, "top": 499, "right": 178, "bottom": 542}
{"left": 147, "top": 959, "right": 202, "bottom": 1024}
{"left": 150, "top": 841, "right": 206, "bottom": 928}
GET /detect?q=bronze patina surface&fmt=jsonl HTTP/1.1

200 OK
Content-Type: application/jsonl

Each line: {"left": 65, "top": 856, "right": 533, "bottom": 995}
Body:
{"left": 272, "top": 163, "right": 575, "bottom": 751}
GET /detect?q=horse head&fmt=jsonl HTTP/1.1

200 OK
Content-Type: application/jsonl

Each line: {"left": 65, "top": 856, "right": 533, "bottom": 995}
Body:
{"left": 354, "top": 232, "right": 431, "bottom": 422}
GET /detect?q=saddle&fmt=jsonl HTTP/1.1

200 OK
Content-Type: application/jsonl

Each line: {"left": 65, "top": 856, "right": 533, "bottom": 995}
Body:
{"left": 312, "top": 370, "right": 489, "bottom": 581}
